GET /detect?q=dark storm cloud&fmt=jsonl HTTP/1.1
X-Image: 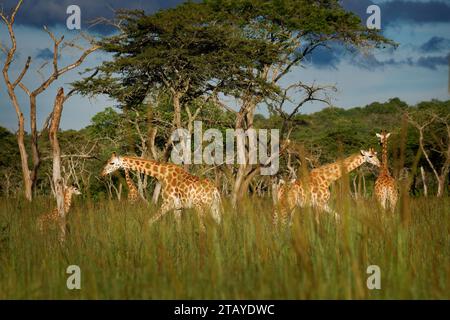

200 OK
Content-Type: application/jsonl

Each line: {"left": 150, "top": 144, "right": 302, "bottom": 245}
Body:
{"left": 420, "top": 37, "right": 450, "bottom": 53}
{"left": 340, "top": 0, "right": 375, "bottom": 20}
{"left": 0, "top": 0, "right": 184, "bottom": 33}
{"left": 352, "top": 52, "right": 449, "bottom": 71}
{"left": 35, "top": 48, "right": 54, "bottom": 60}
{"left": 305, "top": 46, "right": 342, "bottom": 69}
{"left": 381, "top": 1, "right": 450, "bottom": 26}
{"left": 341, "top": 0, "right": 450, "bottom": 27}
{"left": 416, "top": 54, "right": 450, "bottom": 70}
{"left": 2, "top": 0, "right": 448, "bottom": 33}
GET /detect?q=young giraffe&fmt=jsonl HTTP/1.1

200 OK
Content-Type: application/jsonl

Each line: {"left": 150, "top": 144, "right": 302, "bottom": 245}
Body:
{"left": 37, "top": 185, "right": 81, "bottom": 232}
{"left": 374, "top": 131, "right": 398, "bottom": 212}
{"left": 124, "top": 169, "right": 139, "bottom": 202}
{"left": 101, "top": 153, "right": 222, "bottom": 231}
{"left": 274, "top": 149, "right": 380, "bottom": 226}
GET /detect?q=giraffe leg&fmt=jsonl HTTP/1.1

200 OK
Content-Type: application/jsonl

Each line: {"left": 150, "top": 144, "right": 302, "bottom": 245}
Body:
{"left": 313, "top": 208, "right": 320, "bottom": 225}
{"left": 149, "top": 200, "right": 173, "bottom": 225}
{"left": 321, "top": 203, "right": 340, "bottom": 222}
{"left": 378, "top": 190, "right": 388, "bottom": 211}
{"left": 174, "top": 209, "right": 182, "bottom": 230}
{"left": 272, "top": 207, "right": 279, "bottom": 226}
{"left": 389, "top": 189, "right": 398, "bottom": 213}
{"left": 37, "top": 217, "right": 44, "bottom": 233}
{"left": 58, "top": 216, "right": 67, "bottom": 243}
{"left": 196, "top": 207, "right": 206, "bottom": 233}
{"left": 280, "top": 205, "right": 289, "bottom": 227}
{"left": 209, "top": 191, "right": 222, "bottom": 225}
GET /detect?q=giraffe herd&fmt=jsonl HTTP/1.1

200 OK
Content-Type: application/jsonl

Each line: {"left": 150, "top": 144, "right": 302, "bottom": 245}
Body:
{"left": 39, "top": 132, "right": 399, "bottom": 231}
{"left": 274, "top": 148, "right": 381, "bottom": 226}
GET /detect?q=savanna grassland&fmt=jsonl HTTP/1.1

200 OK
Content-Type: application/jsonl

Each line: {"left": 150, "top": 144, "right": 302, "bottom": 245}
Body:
{"left": 0, "top": 192, "right": 448, "bottom": 299}
{"left": 0, "top": 0, "right": 448, "bottom": 301}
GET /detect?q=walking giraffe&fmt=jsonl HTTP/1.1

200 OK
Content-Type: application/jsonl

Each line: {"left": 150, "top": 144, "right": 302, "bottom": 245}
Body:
{"left": 101, "top": 153, "right": 222, "bottom": 231}
{"left": 274, "top": 149, "right": 380, "bottom": 226}
{"left": 374, "top": 131, "right": 398, "bottom": 212}
{"left": 124, "top": 169, "right": 139, "bottom": 202}
{"left": 37, "top": 185, "right": 81, "bottom": 232}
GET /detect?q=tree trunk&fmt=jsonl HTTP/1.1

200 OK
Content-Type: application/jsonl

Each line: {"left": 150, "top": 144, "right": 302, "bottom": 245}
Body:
{"left": 49, "top": 88, "right": 66, "bottom": 242}
{"left": 17, "top": 113, "right": 33, "bottom": 201}
{"left": 437, "top": 177, "right": 445, "bottom": 198}
{"left": 29, "top": 94, "right": 41, "bottom": 195}
{"left": 420, "top": 166, "right": 428, "bottom": 197}
{"left": 231, "top": 100, "right": 257, "bottom": 207}
{"left": 173, "top": 91, "right": 182, "bottom": 129}
{"left": 3, "top": 72, "right": 32, "bottom": 201}
{"left": 152, "top": 182, "right": 162, "bottom": 205}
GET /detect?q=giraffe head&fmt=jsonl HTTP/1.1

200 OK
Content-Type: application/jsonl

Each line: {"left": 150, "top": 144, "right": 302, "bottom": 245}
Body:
{"left": 376, "top": 130, "right": 391, "bottom": 145}
{"left": 360, "top": 148, "right": 381, "bottom": 167}
{"left": 65, "top": 185, "right": 81, "bottom": 196}
{"left": 101, "top": 152, "right": 127, "bottom": 176}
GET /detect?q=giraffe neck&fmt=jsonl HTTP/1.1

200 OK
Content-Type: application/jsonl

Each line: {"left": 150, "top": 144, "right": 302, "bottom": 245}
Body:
{"left": 63, "top": 190, "right": 73, "bottom": 214}
{"left": 121, "top": 157, "right": 169, "bottom": 182}
{"left": 124, "top": 169, "right": 138, "bottom": 193}
{"left": 381, "top": 140, "right": 390, "bottom": 175}
{"left": 315, "top": 154, "right": 365, "bottom": 186}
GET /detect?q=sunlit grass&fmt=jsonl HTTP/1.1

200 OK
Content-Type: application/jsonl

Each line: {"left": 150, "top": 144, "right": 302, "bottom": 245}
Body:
{"left": 0, "top": 194, "right": 448, "bottom": 299}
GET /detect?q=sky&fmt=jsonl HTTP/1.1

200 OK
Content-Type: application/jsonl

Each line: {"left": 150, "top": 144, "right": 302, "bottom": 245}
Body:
{"left": 0, "top": 0, "right": 449, "bottom": 131}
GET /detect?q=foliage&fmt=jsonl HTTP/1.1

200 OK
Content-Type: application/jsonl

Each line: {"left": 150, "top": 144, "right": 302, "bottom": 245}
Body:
{"left": 0, "top": 98, "right": 448, "bottom": 198}
{"left": 0, "top": 195, "right": 448, "bottom": 299}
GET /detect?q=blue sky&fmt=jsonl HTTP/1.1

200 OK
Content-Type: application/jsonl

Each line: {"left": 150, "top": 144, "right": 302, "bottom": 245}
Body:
{"left": 0, "top": 0, "right": 449, "bottom": 131}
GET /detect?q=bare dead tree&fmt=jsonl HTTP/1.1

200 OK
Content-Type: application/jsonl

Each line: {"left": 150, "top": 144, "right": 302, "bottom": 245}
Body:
{"left": 49, "top": 88, "right": 66, "bottom": 241}
{"left": 18, "top": 26, "right": 99, "bottom": 196}
{"left": 0, "top": 0, "right": 99, "bottom": 200}
{"left": 267, "top": 81, "right": 337, "bottom": 139}
{"left": 0, "top": 0, "right": 33, "bottom": 200}
{"left": 408, "top": 112, "right": 450, "bottom": 197}
{"left": 420, "top": 166, "right": 428, "bottom": 197}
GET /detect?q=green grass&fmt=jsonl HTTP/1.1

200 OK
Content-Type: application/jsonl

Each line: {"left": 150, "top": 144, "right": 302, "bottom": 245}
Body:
{"left": 0, "top": 194, "right": 448, "bottom": 299}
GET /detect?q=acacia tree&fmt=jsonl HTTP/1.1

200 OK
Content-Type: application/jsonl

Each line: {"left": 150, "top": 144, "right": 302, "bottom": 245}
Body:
{"left": 0, "top": 0, "right": 99, "bottom": 200}
{"left": 73, "top": 2, "right": 277, "bottom": 201}
{"left": 207, "top": 0, "right": 394, "bottom": 206}
{"left": 74, "top": 0, "right": 393, "bottom": 206}
{"left": 74, "top": 2, "right": 277, "bottom": 140}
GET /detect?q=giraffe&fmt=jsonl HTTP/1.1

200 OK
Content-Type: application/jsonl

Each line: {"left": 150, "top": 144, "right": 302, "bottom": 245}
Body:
{"left": 374, "top": 130, "right": 398, "bottom": 212}
{"left": 37, "top": 185, "right": 81, "bottom": 232}
{"left": 124, "top": 168, "right": 139, "bottom": 202}
{"left": 274, "top": 148, "right": 380, "bottom": 226}
{"left": 101, "top": 153, "right": 222, "bottom": 231}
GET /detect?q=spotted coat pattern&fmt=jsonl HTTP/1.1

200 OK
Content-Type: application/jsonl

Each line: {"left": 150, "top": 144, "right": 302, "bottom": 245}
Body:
{"left": 101, "top": 153, "right": 222, "bottom": 231}
{"left": 124, "top": 169, "right": 139, "bottom": 203}
{"left": 374, "top": 131, "right": 398, "bottom": 212}
{"left": 37, "top": 186, "right": 81, "bottom": 231}
{"left": 274, "top": 149, "right": 381, "bottom": 226}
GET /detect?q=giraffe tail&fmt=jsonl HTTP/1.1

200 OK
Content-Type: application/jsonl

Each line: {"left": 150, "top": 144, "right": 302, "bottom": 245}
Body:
{"left": 210, "top": 188, "right": 222, "bottom": 225}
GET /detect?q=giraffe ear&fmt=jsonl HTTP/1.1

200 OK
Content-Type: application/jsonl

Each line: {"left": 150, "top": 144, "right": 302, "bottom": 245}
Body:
{"left": 360, "top": 150, "right": 366, "bottom": 156}
{"left": 376, "top": 133, "right": 382, "bottom": 138}
{"left": 386, "top": 133, "right": 391, "bottom": 139}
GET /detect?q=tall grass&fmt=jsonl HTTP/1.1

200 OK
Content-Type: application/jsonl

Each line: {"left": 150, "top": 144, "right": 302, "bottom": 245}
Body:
{"left": 0, "top": 194, "right": 448, "bottom": 299}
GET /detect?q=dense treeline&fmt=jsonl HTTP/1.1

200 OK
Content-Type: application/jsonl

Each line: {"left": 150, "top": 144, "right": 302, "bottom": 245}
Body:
{"left": 0, "top": 98, "right": 448, "bottom": 199}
